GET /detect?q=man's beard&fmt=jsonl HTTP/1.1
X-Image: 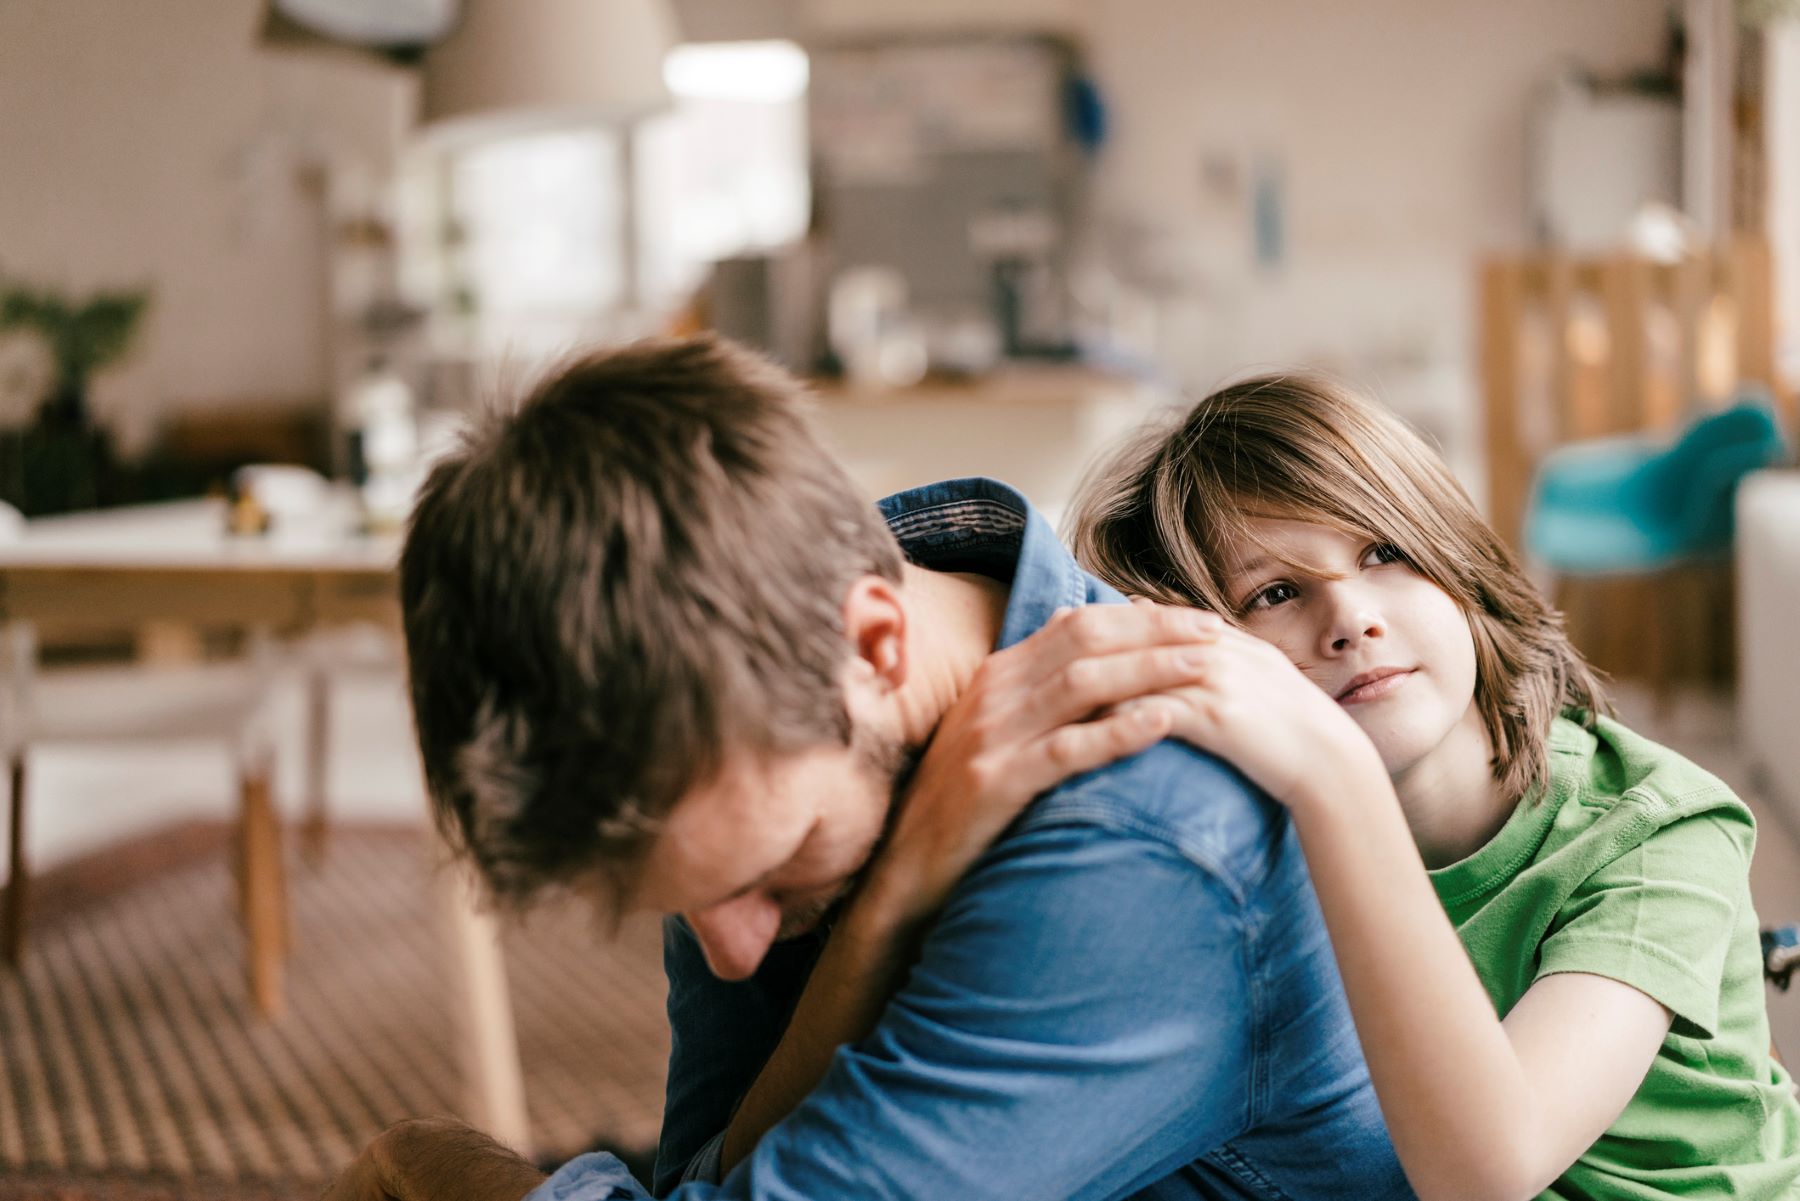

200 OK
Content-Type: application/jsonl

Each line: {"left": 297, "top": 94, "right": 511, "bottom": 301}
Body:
{"left": 774, "top": 723, "right": 920, "bottom": 942}
{"left": 775, "top": 882, "right": 851, "bottom": 941}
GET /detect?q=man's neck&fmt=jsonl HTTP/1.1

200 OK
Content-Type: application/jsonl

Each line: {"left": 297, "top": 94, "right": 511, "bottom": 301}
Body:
{"left": 890, "top": 563, "right": 1012, "bottom": 750}
{"left": 1391, "top": 702, "right": 1516, "bottom": 870}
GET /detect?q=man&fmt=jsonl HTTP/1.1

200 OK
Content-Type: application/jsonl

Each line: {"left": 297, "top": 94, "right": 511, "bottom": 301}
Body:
{"left": 330, "top": 336, "right": 1412, "bottom": 1200}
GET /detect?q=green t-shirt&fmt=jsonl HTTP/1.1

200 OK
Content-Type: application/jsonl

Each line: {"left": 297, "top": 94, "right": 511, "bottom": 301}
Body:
{"left": 1429, "top": 713, "right": 1800, "bottom": 1199}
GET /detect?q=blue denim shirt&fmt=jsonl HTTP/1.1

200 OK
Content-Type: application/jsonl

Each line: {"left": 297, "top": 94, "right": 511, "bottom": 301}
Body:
{"left": 529, "top": 478, "right": 1410, "bottom": 1201}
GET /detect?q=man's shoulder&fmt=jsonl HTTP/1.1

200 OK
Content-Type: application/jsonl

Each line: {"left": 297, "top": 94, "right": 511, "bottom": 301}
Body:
{"left": 1006, "top": 739, "right": 1288, "bottom": 891}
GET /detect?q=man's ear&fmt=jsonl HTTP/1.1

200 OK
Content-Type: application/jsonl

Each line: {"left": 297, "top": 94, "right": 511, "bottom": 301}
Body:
{"left": 841, "top": 574, "right": 907, "bottom": 696}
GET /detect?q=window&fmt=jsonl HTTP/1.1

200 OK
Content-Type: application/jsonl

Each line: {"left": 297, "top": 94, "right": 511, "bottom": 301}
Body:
{"left": 407, "top": 40, "right": 811, "bottom": 365}
{"left": 637, "top": 40, "right": 812, "bottom": 304}
{"left": 451, "top": 128, "right": 627, "bottom": 357}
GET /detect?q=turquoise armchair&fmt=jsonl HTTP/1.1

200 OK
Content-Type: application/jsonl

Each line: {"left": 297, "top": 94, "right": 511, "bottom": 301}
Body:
{"left": 1525, "top": 396, "right": 1789, "bottom": 576}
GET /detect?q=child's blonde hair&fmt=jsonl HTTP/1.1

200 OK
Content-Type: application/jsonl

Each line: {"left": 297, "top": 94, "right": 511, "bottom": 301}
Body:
{"left": 1068, "top": 372, "right": 1609, "bottom": 806}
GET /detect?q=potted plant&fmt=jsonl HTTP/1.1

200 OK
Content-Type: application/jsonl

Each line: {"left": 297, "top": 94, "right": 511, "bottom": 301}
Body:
{"left": 0, "top": 282, "right": 150, "bottom": 514}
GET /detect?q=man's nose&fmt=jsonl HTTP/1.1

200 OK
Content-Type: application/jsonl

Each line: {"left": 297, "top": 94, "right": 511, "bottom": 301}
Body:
{"left": 685, "top": 892, "right": 783, "bottom": 982}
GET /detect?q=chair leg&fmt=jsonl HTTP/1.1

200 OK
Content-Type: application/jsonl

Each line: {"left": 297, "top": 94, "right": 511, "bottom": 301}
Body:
{"left": 441, "top": 861, "right": 532, "bottom": 1156}
{"left": 1707, "top": 562, "right": 1736, "bottom": 687}
{"left": 300, "top": 668, "right": 330, "bottom": 867}
{"left": 1647, "top": 574, "right": 1676, "bottom": 721}
{"left": 238, "top": 765, "right": 288, "bottom": 1019}
{"left": 3, "top": 755, "right": 25, "bottom": 967}
{"left": 1558, "top": 574, "right": 1615, "bottom": 686}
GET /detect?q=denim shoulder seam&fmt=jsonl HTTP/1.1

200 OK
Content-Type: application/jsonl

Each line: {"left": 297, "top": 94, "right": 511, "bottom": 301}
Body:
{"left": 1015, "top": 794, "right": 1248, "bottom": 907}
{"left": 1240, "top": 884, "right": 1273, "bottom": 1127}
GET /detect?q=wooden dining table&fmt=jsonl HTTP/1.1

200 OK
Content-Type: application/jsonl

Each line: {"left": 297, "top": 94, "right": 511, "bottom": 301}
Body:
{"left": 0, "top": 493, "right": 534, "bottom": 1155}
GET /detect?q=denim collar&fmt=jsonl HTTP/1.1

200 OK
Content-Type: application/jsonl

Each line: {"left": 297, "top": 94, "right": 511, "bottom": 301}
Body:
{"left": 878, "top": 477, "right": 1095, "bottom": 652}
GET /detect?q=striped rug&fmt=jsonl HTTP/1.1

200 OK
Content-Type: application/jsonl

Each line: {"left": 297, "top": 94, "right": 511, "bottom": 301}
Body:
{"left": 0, "top": 828, "right": 669, "bottom": 1195}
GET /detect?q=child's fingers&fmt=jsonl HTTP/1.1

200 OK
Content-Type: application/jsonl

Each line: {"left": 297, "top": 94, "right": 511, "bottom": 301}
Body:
{"left": 947, "top": 605, "right": 1224, "bottom": 770}
{"left": 1025, "top": 603, "right": 1221, "bottom": 670}
{"left": 1092, "top": 689, "right": 1224, "bottom": 758}
{"left": 1148, "top": 688, "right": 1219, "bottom": 753}
{"left": 1020, "top": 701, "right": 1172, "bottom": 794}
{"left": 1014, "top": 606, "right": 1220, "bottom": 693}
{"left": 1020, "top": 643, "right": 1216, "bottom": 733}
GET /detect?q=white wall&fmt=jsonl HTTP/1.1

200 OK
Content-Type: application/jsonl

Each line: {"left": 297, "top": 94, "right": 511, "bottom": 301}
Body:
{"left": 0, "top": 0, "right": 410, "bottom": 448}
{"left": 780, "top": 0, "right": 1671, "bottom": 492}
{"left": 2, "top": 0, "right": 1674, "bottom": 468}
{"left": 1072, "top": 1, "right": 1668, "bottom": 435}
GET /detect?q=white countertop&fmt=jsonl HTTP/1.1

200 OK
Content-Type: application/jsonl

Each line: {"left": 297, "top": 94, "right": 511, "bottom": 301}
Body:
{"left": 0, "top": 494, "right": 400, "bottom": 573}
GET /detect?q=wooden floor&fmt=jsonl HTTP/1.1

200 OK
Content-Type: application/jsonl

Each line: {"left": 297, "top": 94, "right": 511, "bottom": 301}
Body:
{"left": 0, "top": 827, "right": 668, "bottom": 1190}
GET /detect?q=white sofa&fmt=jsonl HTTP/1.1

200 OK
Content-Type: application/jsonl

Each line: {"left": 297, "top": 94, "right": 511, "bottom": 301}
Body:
{"left": 1738, "top": 469, "right": 1800, "bottom": 827}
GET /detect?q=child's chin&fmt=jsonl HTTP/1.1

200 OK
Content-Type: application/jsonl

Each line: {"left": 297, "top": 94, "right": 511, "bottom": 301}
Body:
{"left": 1348, "top": 717, "right": 1428, "bottom": 776}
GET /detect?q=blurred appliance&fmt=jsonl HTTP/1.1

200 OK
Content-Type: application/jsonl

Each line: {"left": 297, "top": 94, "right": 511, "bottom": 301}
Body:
{"left": 1531, "top": 74, "right": 1681, "bottom": 250}
{"left": 809, "top": 34, "right": 1087, "bottom": 364}
{"left": 826, "top": 266, "right": 927, "bottom": 388}
{"left": 703, "top": 251, "right": 822, "bottom": 373}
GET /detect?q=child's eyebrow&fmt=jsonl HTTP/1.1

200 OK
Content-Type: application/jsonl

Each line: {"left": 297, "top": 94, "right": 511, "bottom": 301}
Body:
{"left": 1229, "top": 554, "right": 1275, "bottom": 580}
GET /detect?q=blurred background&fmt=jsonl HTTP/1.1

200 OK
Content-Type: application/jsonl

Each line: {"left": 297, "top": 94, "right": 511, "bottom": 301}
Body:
{"left": 1, "top": 2, "right": 1798, "bottom": 1196}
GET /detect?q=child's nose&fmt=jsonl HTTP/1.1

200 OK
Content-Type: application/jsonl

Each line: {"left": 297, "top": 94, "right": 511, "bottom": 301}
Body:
{"left": 1322, "top": 586, "right": 1386, "bottom": 653}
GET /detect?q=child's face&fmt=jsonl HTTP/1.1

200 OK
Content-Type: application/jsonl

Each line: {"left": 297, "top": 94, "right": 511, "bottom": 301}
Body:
{"left": 1219, "top": 516, "right": 1479, "bottom": 779}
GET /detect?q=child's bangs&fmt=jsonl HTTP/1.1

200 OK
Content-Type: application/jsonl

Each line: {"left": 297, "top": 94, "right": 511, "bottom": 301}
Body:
{"left": 1071, "top": 369, "right": 1612, "bottom": 808}
{"left": 1187, "top": 458, "right": 1428, "bottom": 591}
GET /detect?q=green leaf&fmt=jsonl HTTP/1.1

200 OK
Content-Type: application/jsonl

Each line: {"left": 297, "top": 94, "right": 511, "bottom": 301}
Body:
{"left": 68, "top": 292, "right": 151, "bottom": 375}
{"left": 0, "top": 283, "right": 150, "bottom": 382}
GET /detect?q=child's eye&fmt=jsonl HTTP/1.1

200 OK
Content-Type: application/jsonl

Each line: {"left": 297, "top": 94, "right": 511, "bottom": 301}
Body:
{"left": 1244, "top": 581, "right": 1300, "bottom": 613}
{"left": 1364, "top": 542, "right": 1408, "bottom": 567}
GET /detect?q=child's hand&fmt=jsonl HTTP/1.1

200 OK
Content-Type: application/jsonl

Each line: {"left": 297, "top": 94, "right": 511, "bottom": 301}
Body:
{"left": 1143, "top": 624, "right": 1385, "bottom": 810}
{"left": 719, "top": 601, "right": 1223, "bottom": 1177}
{"left": 858, "top": 601, "right": 1220, "bottom": 929}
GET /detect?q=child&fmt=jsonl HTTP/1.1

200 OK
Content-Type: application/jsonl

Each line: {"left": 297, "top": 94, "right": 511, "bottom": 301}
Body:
{"left": 1062, "top": 373, "right": 1800, "bottom": 1199}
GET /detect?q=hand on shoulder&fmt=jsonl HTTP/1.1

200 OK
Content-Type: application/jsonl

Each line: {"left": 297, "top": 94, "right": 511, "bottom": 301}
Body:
{"left": 1146, "top": 623, "right": 1385, "bottom": 810}
{"left": 859, "top": 600, "right": 1220, "bottom": 929}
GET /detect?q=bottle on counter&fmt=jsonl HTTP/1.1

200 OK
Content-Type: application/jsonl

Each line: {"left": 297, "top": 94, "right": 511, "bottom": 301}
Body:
{"left": 339, "top": 355, "right": 419, "bottom": 531}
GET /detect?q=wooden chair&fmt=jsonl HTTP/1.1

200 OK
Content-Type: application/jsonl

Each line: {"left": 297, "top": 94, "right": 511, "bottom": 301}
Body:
{"left": 1479, "top": 235, "right": 1794, "bottom": 695}
{"left": 0, "top": 503, "right": 292, "bottom": 1018}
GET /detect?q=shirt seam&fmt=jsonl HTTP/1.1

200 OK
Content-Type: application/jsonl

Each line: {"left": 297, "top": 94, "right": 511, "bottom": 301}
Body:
{"left": 1537, "top": 930, "right": 1720, "bottom": 994}
{"left": 1437, "top": 783, "right": 1678, "bottom": 910}
{"left": 1207, "top": 1143, "right": 1298, "bottom": 1201}
{"left": 1241, "top": 893, "right": 1273, "bottom": 1129}
{"left": 885, "top": 496, "right": 1026, "bottom": 539}
{"left": 1013, "top": 796, "right": 1249, "bottom": 906}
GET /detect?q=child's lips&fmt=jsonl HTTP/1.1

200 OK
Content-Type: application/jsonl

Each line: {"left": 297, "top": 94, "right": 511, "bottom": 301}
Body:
{"left": 1336, "top": 668, "right": 1416, "bottom": 705}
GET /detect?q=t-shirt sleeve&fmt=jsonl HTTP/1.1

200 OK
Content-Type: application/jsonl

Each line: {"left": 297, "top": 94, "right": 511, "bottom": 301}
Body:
{"left": 1534, "top": 808, "right": 1753, "bottom": 1039}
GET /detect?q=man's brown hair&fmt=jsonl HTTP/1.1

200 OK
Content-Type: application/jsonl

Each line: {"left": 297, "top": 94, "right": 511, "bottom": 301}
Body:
{"left": 1068, "top": 372, "right": 1608, "bottom": 806}
{"left": 400, "top": 336, "right": 904, "bottom": 905}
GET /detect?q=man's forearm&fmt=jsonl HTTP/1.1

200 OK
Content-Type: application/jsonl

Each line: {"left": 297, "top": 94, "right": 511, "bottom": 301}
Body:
{"left": 717, "top": 876, "right": 933, "bottom": 1176}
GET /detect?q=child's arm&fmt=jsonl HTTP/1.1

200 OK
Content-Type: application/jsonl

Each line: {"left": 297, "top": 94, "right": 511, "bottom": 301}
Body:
{"left": 1161, "top": 626, "right": 1673, "bottom": 1201}
{"left": 1292, "top": 757, "right": 1672, "bottom": 1200}
{"left": 716, "top": 602, "right": 1219, "bottom": 1174}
